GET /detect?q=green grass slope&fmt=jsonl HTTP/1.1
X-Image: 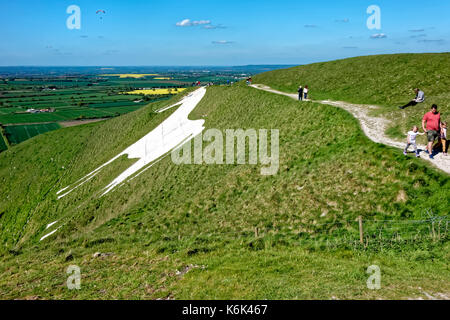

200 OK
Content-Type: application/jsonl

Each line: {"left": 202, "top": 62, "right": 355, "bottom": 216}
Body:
{"left": 253, "top": 53, "right": 450, "bottom": 139}
{"left": 0, "top": 84, "right": 448, "bottom": 299}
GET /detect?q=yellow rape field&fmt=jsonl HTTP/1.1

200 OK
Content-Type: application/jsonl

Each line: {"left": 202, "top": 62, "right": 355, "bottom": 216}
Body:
{"left": 153, "top": 77, "right": 172, "bottom": 80}
{"left": 125, "top": 88, "right": 186, "bottom": 95}
{"left": 100, "top": 74, "right": 159, "bottom": 78}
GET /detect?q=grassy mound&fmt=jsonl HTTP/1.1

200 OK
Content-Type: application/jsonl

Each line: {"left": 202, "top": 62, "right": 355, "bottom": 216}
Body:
{"left": 253, "top": 53, "right": 450, "bottom": 139}
{"left": 0, "top": 83, "right": 448, "bottom": 299}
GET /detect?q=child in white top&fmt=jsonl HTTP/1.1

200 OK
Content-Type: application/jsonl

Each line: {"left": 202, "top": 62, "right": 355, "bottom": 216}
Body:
{"left": 404, "top": 126, "right": 424, "bottom": 157}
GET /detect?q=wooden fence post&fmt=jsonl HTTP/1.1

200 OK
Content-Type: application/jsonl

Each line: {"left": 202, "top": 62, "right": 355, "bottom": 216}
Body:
{"left": 255, "top": 227, "right": 259, "bottom": 238}
{"left": 438, "top": 221, "right": 441, "bottom": 240}
{"left": 358, "top": 216, "right": 364, "bottom": 244}
{"left": 432, "top": 221, "right": 436, "bottom": 241}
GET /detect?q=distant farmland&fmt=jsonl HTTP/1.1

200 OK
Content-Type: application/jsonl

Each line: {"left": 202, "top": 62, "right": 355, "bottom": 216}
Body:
{"left": 4, "top": 123, "right": 61, "bottom": 145}
{"left": 126, "top": 88, "right": 186, "bottom": 95}
{"left": 0, "top": 70, "right": 246, "bottom": 144}
{"left": 99, "top": 74, "right": 159, "bottom": 78}
{"left": 0, "top": 104, "right": 149, "bottom": 124}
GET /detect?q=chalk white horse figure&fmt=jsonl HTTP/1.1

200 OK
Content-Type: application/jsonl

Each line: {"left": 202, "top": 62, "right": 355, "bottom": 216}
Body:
{"left": 57, "top": 87, "right": 206, "bottom": 198}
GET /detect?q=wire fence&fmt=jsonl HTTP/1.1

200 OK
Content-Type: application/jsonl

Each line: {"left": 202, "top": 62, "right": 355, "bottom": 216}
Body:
{"left": 148, "top": 213, "right": 449, "bottom": 251}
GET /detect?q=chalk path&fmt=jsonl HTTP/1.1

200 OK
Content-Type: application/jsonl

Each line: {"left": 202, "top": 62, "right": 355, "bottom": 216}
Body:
{"left": 251, "top": 84, "right": 450, "bottom": 175}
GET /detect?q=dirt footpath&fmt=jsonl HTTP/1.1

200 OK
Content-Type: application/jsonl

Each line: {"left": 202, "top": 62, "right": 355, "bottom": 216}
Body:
{"left": 251, "top": 84, "right": 450, "bottom": 175}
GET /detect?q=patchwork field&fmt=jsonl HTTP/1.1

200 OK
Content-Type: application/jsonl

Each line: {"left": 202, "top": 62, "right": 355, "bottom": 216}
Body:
{"left": 100, "top": 74, "right": 159, "bottom": 78}
{"left": 0, "top": 72, "right": 205, "bottom": 144}
{"left": 4, "top": 123, "right": 61, "bottom": 145}
{"left": 0, "top": 70, "right": 242, "bottom": 131}
{"left": 126, "top": 88, "right": 187, "bottom": 95}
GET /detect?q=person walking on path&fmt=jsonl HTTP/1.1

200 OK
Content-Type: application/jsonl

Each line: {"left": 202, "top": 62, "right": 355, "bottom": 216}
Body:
{"left": 422, "top": 104, "right": 441, "bottom": 159}
{"left": 298, "top": 86, "right": 303, "bottom": 101}
{"left": 303, "top": 85, "right": 309, "bottom": 100}
{"left": 399, "top": 88, "right": 425, "bottom": 109}
{"left": 403, "top": 126, "right": 424, "bottom": 157}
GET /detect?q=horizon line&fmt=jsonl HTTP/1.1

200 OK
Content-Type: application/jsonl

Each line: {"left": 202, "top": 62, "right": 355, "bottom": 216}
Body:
{"left": 1, "top": 52, "right": 448, "bottom": 68}
{"left": 0, "top": 64, "right": 299, "bottom": 68}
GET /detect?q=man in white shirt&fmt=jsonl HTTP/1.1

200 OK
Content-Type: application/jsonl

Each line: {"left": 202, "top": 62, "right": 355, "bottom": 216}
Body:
{"left": 399, "top": 88, "right": 425, "bottom": 109}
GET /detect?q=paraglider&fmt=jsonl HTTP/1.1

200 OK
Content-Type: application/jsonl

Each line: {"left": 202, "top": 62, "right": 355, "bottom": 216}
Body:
{"left": 96, "top": 10, "right": 106, "bottom": 20}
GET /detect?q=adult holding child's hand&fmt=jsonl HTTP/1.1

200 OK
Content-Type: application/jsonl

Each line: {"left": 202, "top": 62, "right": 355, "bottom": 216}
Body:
{"left": 422, "top": 104, "right": 441, "bottom": 159}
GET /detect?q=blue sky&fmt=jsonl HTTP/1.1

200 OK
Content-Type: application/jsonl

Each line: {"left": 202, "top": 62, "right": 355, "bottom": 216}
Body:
{"left": 0, "top": 0, "right": 449, "bottom": 66}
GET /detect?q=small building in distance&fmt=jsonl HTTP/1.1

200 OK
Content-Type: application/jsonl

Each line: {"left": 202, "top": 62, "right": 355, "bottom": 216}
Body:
{"left": 26, "top": 108, "right": 55, "bottom": 114}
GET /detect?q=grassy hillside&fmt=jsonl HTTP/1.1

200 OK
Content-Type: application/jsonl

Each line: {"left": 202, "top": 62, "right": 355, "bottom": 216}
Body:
{"left": 253, "top": 53, "right": 450, "bottom": 139}
{"left": 0, "top": 83, "right": 448, "bottom": 299}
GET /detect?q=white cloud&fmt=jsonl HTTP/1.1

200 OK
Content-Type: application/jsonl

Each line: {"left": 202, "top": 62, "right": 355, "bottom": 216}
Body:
{"left": 370, "top": 33, "right": 387, "bottom": 39}
{"left": 176, "top": 19, "right": 211, "bottom": 27}
{"left": 212, "top": 40, "right": 234, "bottom": 45}
{"left": 176, "top": 19, "right": 191, "bottom": 27}
{"left": 203, "top": 24, "right": 226, "bottom": 29}
{"left": 193, "top": 20, "right": 211, "bottom": 26}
